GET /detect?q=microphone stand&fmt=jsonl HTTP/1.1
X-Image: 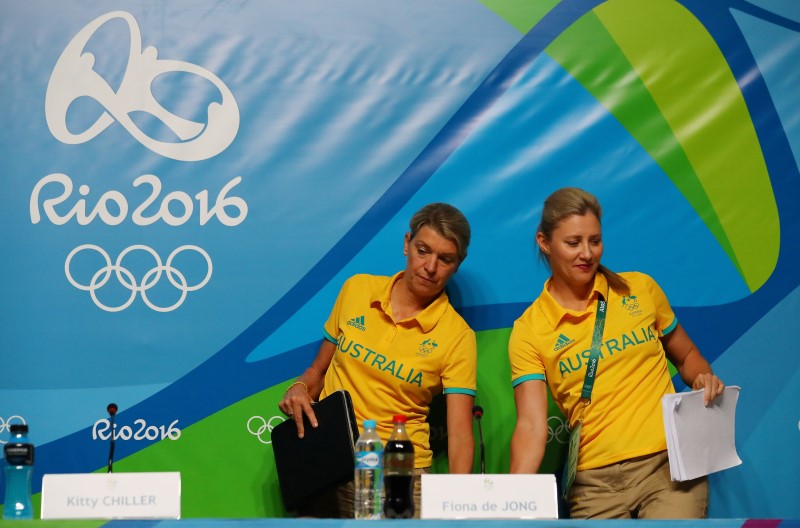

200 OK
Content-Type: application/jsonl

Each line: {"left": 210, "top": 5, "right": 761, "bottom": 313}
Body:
{"left": 473, "top": 406, "right": 485, "bottom": 474}
{"left": 107, "top": 403, "right": 118, "bottom": 473}
{"left": 108, "top": 414, "right": 115, "bottom": 473}
{"left": 477, "top": 417, "right": 485, "bottom": 474}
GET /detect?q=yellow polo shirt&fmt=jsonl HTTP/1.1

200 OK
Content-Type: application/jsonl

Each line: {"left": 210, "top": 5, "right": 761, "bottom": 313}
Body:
{"left": 509, "top": 272, "right": 677, "bottom": 470}
{"left": 321, "top": 272, "right": 477, "bottom": 468}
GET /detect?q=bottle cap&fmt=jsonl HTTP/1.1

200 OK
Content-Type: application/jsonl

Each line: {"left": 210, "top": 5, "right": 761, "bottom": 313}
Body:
{"left": 392, "top": 415, "right": 407, "bottom": 423}
{"left": 9, "top": 424, "right": 29, "bottom": 434}
{"left": 363, "top": 419, "right": 377, "bottom": 429}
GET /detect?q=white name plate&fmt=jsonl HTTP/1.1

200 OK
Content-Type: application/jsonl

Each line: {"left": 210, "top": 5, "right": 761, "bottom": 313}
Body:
{"left": 421, "top": 473, "right": 558, "bottom": 520}
{"left": 41, "top": 472, "right": 181, "bottom": 520}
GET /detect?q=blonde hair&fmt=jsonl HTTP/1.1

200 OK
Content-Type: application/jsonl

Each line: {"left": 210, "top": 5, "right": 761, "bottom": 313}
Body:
{"left": 538, "top": 187, "right": 629, "bottom": 296}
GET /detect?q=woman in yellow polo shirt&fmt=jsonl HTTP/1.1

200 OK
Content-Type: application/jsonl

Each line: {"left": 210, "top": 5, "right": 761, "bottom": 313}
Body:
{"left": 509, "top": 187, "right": 725, "bottom": 519}
{"left": 280, "top": 202, "right": 477, "bottom": 518}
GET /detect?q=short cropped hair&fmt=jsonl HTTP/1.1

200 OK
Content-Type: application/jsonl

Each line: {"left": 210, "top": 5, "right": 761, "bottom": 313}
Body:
{"left": 409, "top": 203, "right": 471, "bottom": 263}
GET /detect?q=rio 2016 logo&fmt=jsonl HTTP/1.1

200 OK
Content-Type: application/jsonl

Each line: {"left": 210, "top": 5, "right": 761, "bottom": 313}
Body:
{"left": 31, "top": 174, "right": 247, "bottom": 228}
{"left": 93, "top": 418, "right": 181, "bottom": 441}
{"left": 33, "top": 11, "right": 247, "bottom": 312}
{"left": 45, "top": 11, "right": 239, "bottom": 162}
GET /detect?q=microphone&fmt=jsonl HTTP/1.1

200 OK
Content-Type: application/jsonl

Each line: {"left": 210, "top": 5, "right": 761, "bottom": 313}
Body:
{"left": 107, "top": 403, "right": 118, "bottom": 473}
{"left": 472, "top": 405, "right": 485, "bottom": 474}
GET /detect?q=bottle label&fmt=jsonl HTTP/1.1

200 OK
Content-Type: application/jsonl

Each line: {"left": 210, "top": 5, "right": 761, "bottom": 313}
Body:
{"left": 355, "top": 451, "right": 383, "bottom": 469}
{"left": 4, "top": 443, "right": 34, "bottom": 466}
{"left": 384, "top": 452, "right": 413, "bottom": 476}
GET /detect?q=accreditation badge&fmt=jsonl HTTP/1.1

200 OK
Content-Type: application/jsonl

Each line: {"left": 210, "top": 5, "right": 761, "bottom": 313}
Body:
{"left": 561, "top": 420, "right": 581, "bottom": 499}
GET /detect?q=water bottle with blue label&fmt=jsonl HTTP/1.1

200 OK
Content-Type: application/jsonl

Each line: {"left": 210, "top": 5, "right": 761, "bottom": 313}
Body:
{"left": 3, "top": 424, "right": 34, "bottom": 520}
{"left": 354, "top": 419, "right": 383, "bottom": 519}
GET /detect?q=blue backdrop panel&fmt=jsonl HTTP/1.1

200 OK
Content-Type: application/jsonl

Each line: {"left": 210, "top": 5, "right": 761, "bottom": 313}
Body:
{"left": 1, "top": 0, "right": 798, "bottom": 520}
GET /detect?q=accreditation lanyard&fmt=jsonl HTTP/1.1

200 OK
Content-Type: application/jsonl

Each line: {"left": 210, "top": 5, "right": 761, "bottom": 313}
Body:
{"left": 563, "top": 292, "right": 607, "bottom": 499}
{"left": 570, "top": 291, "right": 608, "bottom": 429}
{"left": 579, "top": 292, "right": 607, "bottom": 408}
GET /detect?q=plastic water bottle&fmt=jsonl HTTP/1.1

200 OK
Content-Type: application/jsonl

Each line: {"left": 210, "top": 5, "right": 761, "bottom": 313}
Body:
{"left": 3, "top": 424, "right": 34, "bottom": 520}
{"left": 383, "top": 415, "right": 414, "bottom": 519}
{"left": 354, "top": 419, "right": 383, "bottom": 519}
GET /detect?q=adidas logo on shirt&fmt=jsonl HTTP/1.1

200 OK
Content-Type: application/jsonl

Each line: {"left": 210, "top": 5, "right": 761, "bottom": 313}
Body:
{"left": 347, "top": 315, "right": 366, "bottom": 331}
{"left": 554, "top": 333, "right": 575, "bottom": 351}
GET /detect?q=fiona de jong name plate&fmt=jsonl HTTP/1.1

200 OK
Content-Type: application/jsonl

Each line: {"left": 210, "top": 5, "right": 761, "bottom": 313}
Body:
{"left": 421, "top": 473, "right": 558, "bottom": 520}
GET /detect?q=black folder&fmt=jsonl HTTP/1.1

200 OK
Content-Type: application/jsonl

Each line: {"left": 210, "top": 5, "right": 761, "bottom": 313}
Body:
{"left": 271, "top": 389, "right": 359, "bottom": 511}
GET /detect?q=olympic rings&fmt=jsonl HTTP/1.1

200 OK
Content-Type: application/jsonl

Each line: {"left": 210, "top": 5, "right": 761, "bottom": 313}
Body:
{"left": 247, "top": 415, "right": 286, "bottom": 445}
{"left": 0, "top": 416, "right": 27, "bottom": 444}
{"left": 547, "top": 415, "right": 570, "bottom": 445}
{"left": 65, "top": 244, "right": 212, "bottom": 312}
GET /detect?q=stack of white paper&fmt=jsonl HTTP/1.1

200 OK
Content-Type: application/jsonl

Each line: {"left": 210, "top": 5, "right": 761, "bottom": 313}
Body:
{"left": 661, "top": 385, "right": 742, "bottom": 481}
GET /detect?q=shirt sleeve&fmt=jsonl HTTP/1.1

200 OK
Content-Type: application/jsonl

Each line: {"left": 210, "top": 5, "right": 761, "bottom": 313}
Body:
{"left": 508, "top": 315, "right": 546, "bottom": 387}
{"left": 643, "top": 274, "right": 678, "bottom": 336}
{"left": 441, "top": 327, "right": 477, "bottom": 396}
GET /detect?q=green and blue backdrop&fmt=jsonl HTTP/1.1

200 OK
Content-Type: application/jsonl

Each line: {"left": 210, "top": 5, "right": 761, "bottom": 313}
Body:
{"left": 1, "top": 0, "right": 798, "bottom": 519}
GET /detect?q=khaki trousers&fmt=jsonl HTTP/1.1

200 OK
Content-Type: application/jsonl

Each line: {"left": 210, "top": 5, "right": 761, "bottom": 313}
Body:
{"left": 568, "top": 451, "right": 708, "bottom": 519}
